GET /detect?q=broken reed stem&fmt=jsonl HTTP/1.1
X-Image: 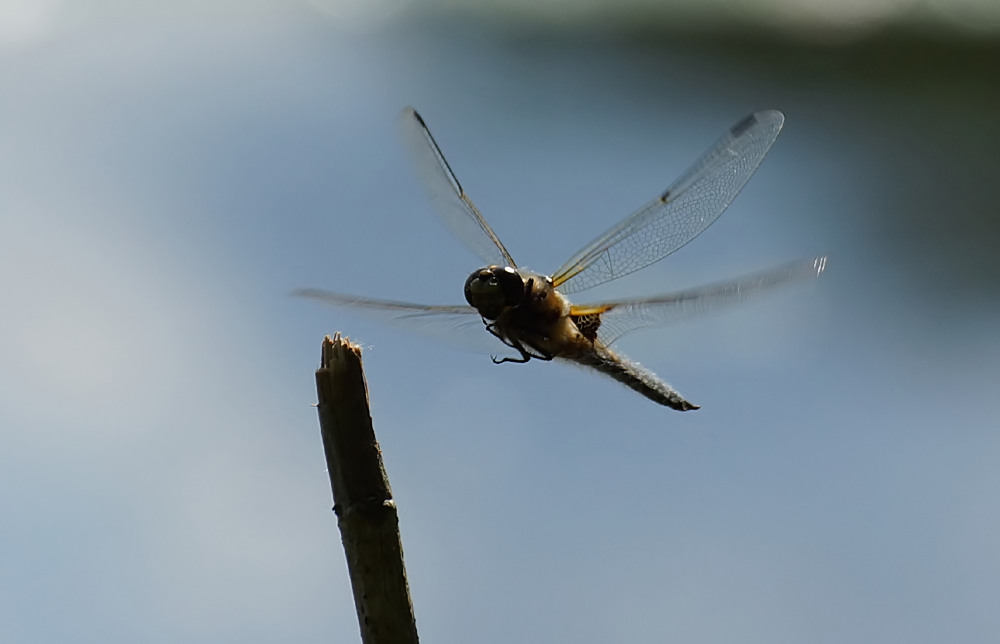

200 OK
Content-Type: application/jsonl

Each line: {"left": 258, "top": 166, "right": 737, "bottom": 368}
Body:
{"left": 315, "top": 333, "right": 418, "bottom": 644}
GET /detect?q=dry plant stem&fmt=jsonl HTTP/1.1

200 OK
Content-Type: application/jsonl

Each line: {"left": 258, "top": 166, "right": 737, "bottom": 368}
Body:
{"left": 315, "top": 334, "right": 418, "bottom": 644}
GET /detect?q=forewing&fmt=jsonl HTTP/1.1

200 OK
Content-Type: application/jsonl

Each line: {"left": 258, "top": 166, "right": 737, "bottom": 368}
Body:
{"left": 294, "top": 288, "right": 496, "bottom": 353}
{"left": 552, "top": 110, "right": 785, "bottom": 293}
{"left": 399, "top": 107, "right": 516, "bottom": 268}
{"left": 570, "top": 256, "right": 826, "bottom": 346}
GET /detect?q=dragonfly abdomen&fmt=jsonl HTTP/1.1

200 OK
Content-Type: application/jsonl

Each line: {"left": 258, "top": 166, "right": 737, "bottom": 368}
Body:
{"left": 568, "top": 347, "right": 700, "bottom": 411}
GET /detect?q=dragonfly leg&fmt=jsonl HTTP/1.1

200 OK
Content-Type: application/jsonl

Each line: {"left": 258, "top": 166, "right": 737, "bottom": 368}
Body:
{"left": 485, "top": 322, "right": 530, "bottom": 363}
{"left": 492, "top": 339, "right": 556, "bottom": 364}
{"left": 485, "top": 322, "right": 513, "bottom": 346}
{"left": 485, "top": 320, "right": 555, "bottom": 364}
{"left": 523, "top": 341, "right": 555, "bottom": 362}
{"left": 492, "top": 351, "right": 531, "bottom": 365}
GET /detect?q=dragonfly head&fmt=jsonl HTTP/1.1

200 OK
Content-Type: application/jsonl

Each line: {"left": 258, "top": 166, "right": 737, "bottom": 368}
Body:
{"left": 464, "top": 266, "right": 524, "bottom": 320}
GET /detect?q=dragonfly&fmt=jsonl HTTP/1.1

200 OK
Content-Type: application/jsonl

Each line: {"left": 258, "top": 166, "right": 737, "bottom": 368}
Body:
{"left": 297, "top": 107, "right": 826, "bottom": 411}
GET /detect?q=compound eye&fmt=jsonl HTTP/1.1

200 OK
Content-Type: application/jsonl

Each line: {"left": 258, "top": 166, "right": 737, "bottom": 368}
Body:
{"left": 464, "top": 266, "right": 524, "bottom": 320}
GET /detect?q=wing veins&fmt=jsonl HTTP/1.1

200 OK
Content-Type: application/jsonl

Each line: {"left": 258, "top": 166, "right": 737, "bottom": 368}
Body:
{"left": 573, "top": 256, "right": 826, "bottom": 345}
{"left": 551, "top": 110, "right": 785, "bottom": 293}
{"left": 401, "top": 107, "right": 516, "bottom": 268}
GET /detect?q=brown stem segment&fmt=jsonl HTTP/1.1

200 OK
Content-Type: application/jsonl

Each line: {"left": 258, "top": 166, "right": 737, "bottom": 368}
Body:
{"left": 314, "top": 334, "right": 419, "bottom": 644}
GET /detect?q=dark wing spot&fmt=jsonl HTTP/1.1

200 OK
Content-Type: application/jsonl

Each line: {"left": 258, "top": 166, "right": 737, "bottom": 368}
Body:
{"left": 730, "top": 112, "right": 758, "bottom": 138}
{"left": 571, "top": 313, "right": 602, "bottom": 342}
{"left": 659, "top": 189, "right": 671, "bottom": 203}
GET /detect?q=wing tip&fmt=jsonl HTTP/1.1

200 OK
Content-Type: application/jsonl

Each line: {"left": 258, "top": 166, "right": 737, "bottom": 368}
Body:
{"left": 403, "top": 105, "right": 426, "bottom": 127}
{"left": 733, "top": 109, "right": 785, "bottom": 138}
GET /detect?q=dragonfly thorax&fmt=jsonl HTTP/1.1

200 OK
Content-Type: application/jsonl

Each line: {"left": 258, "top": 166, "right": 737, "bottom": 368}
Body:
{"left": 464, "top": 265, "right": 525, "bottom": 320}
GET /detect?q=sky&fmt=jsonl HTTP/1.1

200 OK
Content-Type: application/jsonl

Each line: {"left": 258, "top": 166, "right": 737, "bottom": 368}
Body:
{"left": 2, "top": 2, "right": 999, "bottom": 643}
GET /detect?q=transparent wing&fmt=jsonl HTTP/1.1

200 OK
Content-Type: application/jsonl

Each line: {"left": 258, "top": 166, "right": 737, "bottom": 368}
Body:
{"left": 400, "top": 107, "right": 516, "bottom": 268}
{"left": 570, "top": 257, "right": 826, "bottom": 346}
{"left": 293, "top": 288, "right": 497, "bottom": 353}
{"left": 552, "top": 110, "right": 785, "bottom": 294}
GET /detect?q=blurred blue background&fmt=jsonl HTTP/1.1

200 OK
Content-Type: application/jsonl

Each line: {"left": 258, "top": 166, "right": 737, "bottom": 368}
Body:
{"left": 2, "top": 1, "right": 999, "bottom": 642}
